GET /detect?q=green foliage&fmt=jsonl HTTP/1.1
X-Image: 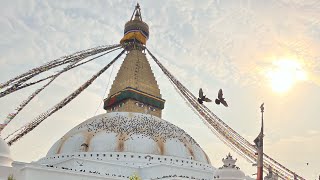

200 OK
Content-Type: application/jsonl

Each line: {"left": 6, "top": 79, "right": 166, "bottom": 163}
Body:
{"left": 129, "top": 173, "right": 141, "bottom": 180}
{"left": 7, "top": 175, "right": 15, "bottom": 180}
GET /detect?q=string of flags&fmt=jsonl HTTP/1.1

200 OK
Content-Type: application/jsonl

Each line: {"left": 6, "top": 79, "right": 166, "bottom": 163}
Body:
{"left": 147, "top": 48, "right": 303, "bottom": 180}
{"left": 0, "top": 44, "right": 121, "bottom": 99}
{"left": 0, "top": 44, "right": 121, "bottom": 135}
{"left": 7, "top": 50, "right": 125, "bottom": 146}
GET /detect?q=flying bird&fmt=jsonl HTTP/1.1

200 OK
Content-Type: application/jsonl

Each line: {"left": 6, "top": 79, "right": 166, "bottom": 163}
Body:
{"left": 215, "top": 89, "right": 228, "bottom": 107}
{"left": 198, "top": 88, "right": 212, "bottom": 104}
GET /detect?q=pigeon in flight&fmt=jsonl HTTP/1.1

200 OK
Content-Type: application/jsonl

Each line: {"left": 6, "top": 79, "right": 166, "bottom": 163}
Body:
{"left": 198, "top": 88, "right": 212, "bottom": 104}
{"left": 215, "top": 89, "right": 228, "bottom": 107}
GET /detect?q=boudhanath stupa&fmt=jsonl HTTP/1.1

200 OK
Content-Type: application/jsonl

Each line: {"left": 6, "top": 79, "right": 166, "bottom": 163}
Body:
{"left": 0, "top": 4, "right": 266, "bottom": 180}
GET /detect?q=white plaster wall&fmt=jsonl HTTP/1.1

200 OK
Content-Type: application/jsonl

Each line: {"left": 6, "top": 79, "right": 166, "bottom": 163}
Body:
{"left": 0, "top": 157, "right": 12, "bottom": 167}
{"left": 192, "top": 144, "right": 208, "bottom": 163}
{"left": 0, "top": 166, "right": 13, "bottom": 180}
{"left": 39, "top": 152, "right": 213, "bottom": 171}
{"left": 164, "top": 139, "right": 189, "bottom": 158}
{"left": 60, "top": 134, "right": 86, "bottom": 153}
{"left": 54, "top": 159, "right": 137, "bottom": 178}
{"left": 19, "top": 168, "right": 122, "bottom": 180}
{"left": 11, "top": 164, "right": 213, "bottom": 180}
{"left": 89, "top": 132, "right": 117, "bottom": 152}
{"left": 214, "top": 168, "right": 246, "bottom": 180}
{"left": 21, "top": 151, "right": 214, "bottom": 180}
{"left": 142, "top": 165, "right": 213, "bottom": 180}
{"left": 125, "top": 134, "right": 158, "bottom": 154}
{"left": 46, "top": 140, "right": 62, "bottom": 155}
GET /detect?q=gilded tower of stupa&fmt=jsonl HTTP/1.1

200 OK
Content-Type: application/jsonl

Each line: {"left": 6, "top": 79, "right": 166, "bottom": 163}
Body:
{"left": 103, "top": 4, "right": 165, "bottom": 117}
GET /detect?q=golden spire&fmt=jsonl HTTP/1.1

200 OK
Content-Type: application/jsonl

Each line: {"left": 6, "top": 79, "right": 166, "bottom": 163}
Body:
{"left": 120, "top": 3, "right": 149, "bottom": 47}
{"left": 104, "top": 4, "right": 165, "bottom": 118}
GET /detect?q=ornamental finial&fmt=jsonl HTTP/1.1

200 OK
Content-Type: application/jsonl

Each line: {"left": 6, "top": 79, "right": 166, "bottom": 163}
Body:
{"left": 260, "top": 103, "right": 264, "bottom": 113}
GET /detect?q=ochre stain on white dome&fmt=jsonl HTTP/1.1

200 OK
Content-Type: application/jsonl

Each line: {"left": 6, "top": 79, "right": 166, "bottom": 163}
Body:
{"left": 47, "top": 112, "right": 210, "bottom": 164}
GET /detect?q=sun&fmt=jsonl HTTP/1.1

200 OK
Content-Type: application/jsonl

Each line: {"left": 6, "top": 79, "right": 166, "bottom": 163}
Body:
{"left": 266, "top": 59, "right": 307, "bottom": 93}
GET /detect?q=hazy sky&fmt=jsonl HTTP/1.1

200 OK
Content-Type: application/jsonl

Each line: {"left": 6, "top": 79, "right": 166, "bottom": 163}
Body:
{"left": 1, "top": 1, "right": 320, "bottom": 179}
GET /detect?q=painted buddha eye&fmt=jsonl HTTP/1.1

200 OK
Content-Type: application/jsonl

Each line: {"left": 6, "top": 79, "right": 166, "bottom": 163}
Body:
{"left": 118, "top": 102, "right": 124, "bottom": 107}
{"left": 148, "top": 106, "right": 156, "bottom": 111}
{"left": 135, "top": 101, "right": 144, "bottom": 107}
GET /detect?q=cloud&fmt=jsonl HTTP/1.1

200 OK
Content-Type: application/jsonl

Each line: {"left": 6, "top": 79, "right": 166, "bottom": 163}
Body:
{"left": 264, "top": 133, "right": 320, "bottom": 177}
{"left": 0, "top": 1, "right": 319, "bottom": 179}
{"left": 146, "top": 0, "right": 320, "bottom": 87}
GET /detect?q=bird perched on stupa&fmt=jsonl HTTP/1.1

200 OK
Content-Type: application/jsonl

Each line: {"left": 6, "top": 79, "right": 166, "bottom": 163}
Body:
{"left": 215, "top": 89, "right": 228, "bottom": 107}
{"left": 198, "top": 88, "right": 212, "bottom": 104}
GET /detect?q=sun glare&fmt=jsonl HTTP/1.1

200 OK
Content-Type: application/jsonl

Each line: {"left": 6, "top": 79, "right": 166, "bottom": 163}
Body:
{"left": 266, "top": 59, "right": 307, "bottom": 93}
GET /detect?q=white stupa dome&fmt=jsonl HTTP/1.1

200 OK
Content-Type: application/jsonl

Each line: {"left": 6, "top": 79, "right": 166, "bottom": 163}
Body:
{"left": 47, "top": 112, "right": 211, "bottom": 164}
{"left": 0, "top": 137, "right": 12, "bottom": 167}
